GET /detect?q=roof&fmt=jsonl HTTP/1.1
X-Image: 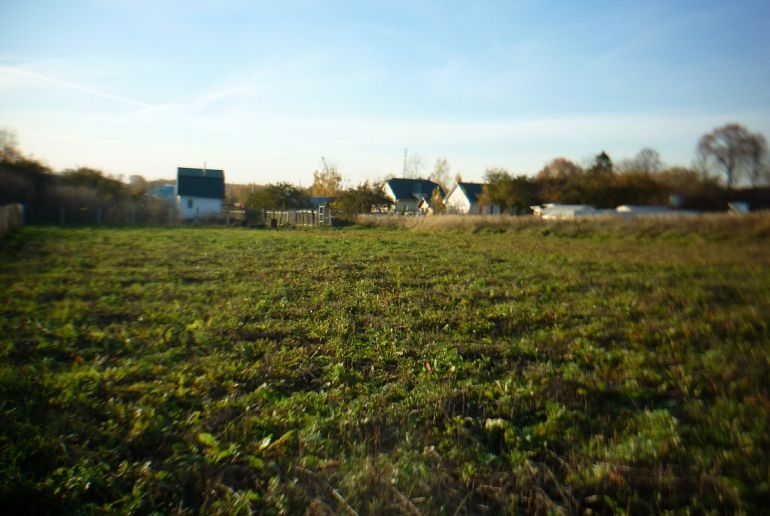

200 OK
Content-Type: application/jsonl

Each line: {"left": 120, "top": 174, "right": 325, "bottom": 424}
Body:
{"left": 454, "top": 182, "right": 485, "bottom": 204}
{"left": 310, "top": 196, "right": 335, "bottom": 207}
{"left": 147, "top": 184, "right": 176, "bottom": 199}
{"left": 386, "top": 178, "right": 443, "bottom": 200}
{"left": 176, "top": 167, "right": 225, "bottom": 199}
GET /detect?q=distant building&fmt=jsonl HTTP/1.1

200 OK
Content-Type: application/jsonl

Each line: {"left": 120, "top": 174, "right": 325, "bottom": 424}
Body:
{"left": 444, "top": 182, "right": 500, "bottom": 214}
{"left": 384, "top": 178, "right": 443, "bottom": 213}
{"left": 147, "top": 184, "right": 176, "bottom": 201}
{"left": 616, "top": 205, "right": 673, "bottom": 217}
{"left": 531, "top": 204, "right": 601, "bottom": 219}
{"left": 310, "top": 196, "right": 335, "bottom": 208}
{"left": 176, "top": 167, "right": 225, "bottom": 220}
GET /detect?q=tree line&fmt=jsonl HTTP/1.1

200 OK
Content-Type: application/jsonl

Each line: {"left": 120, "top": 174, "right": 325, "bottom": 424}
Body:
{"left": 0, "top": 131, "right": 177, "bottom": 224}
{"left": 476, "top": 123, "right": 768, "bottom": 214}
{"left": 2, "top": 122, "right": 768, "bottom": 223}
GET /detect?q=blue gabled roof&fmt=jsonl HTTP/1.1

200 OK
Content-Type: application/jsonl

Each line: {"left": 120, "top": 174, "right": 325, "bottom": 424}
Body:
{"left": 176, "top": 167, "right": 225, "bottom": 199}
{"left": 457, "top": 182, "right": 485, "bottom": 204}
{"left": 386, "top": 178, "right": 443, "bottom": 200}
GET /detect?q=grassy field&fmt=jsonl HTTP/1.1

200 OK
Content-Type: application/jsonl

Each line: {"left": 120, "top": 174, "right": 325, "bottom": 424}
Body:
{"left": 1, "top": 220, "right": 769, "bottom": 514}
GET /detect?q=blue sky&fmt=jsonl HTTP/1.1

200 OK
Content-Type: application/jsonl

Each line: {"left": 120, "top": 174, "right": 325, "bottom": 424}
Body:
{"left": 1, "top": 0, "right": 769, "bottom": 184}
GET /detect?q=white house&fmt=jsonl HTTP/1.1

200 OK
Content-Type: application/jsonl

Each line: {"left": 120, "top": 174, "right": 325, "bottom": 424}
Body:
{"left": 384, "top": 178, "right": 443, "bottom": 213}
{"left": 444, "top": 182, "right": 500, "bottom": 214}
{"left": 176, "top": 167, "right": 225, "bottom": 220}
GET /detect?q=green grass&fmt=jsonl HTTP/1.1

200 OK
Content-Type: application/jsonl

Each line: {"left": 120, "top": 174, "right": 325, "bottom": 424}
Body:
{"left": 1, "top": 223, "right": 769, "bottom": 514}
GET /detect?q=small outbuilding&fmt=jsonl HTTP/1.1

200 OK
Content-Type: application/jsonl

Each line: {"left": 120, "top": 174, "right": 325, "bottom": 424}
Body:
{"left": 176, "top": 167, "right": 225, "bottom": 220}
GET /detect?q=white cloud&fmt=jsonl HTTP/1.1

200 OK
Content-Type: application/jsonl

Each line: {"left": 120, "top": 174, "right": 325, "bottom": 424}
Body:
{"left": 0, "top": 65, "right": 154, "bottom": 109}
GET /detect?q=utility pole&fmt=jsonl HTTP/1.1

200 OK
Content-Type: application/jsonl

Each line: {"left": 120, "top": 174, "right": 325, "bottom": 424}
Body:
{"left": 403, "top": 148, "right": 407, "bottom": 178}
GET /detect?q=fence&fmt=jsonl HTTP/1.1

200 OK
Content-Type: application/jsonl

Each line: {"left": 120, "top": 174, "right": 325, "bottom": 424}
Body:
{"left": 236, "top": 207, "right": 333, "bottom": 227}
{"left": 0, "top": 204, "right": 24, "bottom": 240}
{"left": 9, "top": 203, "right": 333, "bottom": 229}
{"left": 24, "top": 203, "right": 180, "bottom": 227}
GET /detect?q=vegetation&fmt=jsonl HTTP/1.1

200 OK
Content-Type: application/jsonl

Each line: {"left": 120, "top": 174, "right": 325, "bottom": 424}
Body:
{"left": 480, "top": 169, "right": 539, "bottom": 214}
{"left": 2, "top": 220, "right": 769, "bottom": 514}
{"left": 479, "top": 150, "right": 769, "bottom": 213}
{"left": 697, "top": 124, "right": 768, "bottom": 188}
{"left": 0, "top": 131, "right": 172, "bottom": 225}
{"left": 3, "top": 125, "right": 769, "bottom": 221}
{"left": 245, "top": 183, "right": 311, "bottom": 211}
{"left": 311, "top": 158, "right": 343, "bottom": 197}
{"left": 331, "top": 182, "right": 392, "bottom": 221}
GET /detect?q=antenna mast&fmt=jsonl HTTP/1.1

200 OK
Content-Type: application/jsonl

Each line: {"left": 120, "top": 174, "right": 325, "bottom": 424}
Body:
{"left": 403, "top": 148, "right": 407, "bottom": 178}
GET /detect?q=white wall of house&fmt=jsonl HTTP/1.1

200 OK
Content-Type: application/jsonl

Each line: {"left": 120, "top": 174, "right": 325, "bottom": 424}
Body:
{"left": 445, "top": 187, "right": 500, "bottom": 215}
{"left": 178, "top": 196, "right": 222, "bottom": 220}
{"left": 445, "top": 187, "right": 472, "bottom": 214}
{"left": 395, "top": 199, "right": 421, "bottom": 213}
{"left": 384, "top": 183, "right": 420, "bottom": 213}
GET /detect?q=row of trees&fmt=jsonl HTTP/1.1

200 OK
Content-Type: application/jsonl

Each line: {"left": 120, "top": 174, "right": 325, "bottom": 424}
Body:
{"left": 0, "top": 131, "right": 174, "bottom": 224}
{"left": 194, "top": 122, "right": 770, "bottom": 217}
{"left": 480, "top": 153, "right": 725, "bottom": 213}
{"left": 235, "top": 158, "right": 392, "bottom": 220}
{"left": 477, "top": 124, "right": 769, "bottom": 213}
{"left": 2, "top": 122, "right": 767, "bottom": 222}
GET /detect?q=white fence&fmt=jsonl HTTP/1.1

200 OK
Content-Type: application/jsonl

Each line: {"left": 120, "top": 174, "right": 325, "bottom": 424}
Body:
{"left": 234, "top": 207, "right": 333, "bottom": 227}
{"left": 265, "top": 208, "right": 332, "bottom": 227}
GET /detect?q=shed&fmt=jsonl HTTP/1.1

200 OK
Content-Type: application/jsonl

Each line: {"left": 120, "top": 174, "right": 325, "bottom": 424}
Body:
{"left": 176, "top": 167, "right": 225, "bottom": 220}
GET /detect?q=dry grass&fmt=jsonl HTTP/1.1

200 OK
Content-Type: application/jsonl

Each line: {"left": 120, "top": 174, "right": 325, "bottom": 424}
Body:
{"left": 356, "top": 211, "right": 770, "bottom": 239}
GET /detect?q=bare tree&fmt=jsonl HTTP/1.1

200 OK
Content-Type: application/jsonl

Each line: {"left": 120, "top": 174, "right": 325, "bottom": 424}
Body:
{"left": 635, "top": 147, "right": 664, "bottom": 173}
{"left": 404, "top": 153, "right": 426, "bottom": 179}
{"left": 697, "top": 124, "right": 767, "bottom": 188}
{"left": 0, "top": 129, "right": 22, "bottom": 162}
{"left": 746, "top": 133, "right": 769, "bottom": 186}
{"left": 537, "top": 157, "right": 582, "bottom": 180}
{"left": 429, "top": 157, "right": 452, "bottom": 192}
{"left": 616, "top": 148, "right": 664, "bottom": 174}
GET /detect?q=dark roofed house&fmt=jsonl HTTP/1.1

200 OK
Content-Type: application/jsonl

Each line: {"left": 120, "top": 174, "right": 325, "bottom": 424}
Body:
{"left": 309, "top": 196, "right": 335, "bottom": 208}
{"left": 444, "top": 182, "right": 500, "bottom": 214}
{"left": 384, "top": 178, "right": 443, "bottom": 213}
{"left": 176, "top": 167, "right": 225, "bottom": 219}
{"left": 147, "top": 183, "right": 176, "bottom": 201}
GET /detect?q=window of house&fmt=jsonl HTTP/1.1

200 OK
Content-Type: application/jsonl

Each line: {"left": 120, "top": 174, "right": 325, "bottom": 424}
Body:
{"left": 187, "top": 199, "right": 194, "bottom": 209}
